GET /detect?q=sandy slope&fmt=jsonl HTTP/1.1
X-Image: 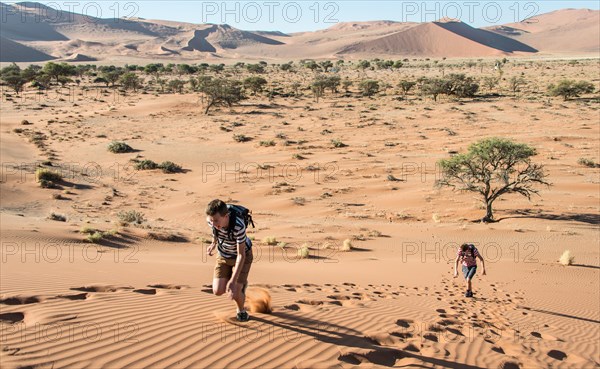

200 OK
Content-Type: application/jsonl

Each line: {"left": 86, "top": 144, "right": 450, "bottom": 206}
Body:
{"left": 486, "top": 9, "right": 600, "bottom": 54}
{"left": 337, "top": 21, "right": 537, "bottom": 57}
{"left": 1, "top": 58, "right": 599, "bottom": 368}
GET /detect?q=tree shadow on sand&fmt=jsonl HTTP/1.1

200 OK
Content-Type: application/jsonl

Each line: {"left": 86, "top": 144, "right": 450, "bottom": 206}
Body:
{"left": 496, "top": 209, "right": 599, "bottom": 225}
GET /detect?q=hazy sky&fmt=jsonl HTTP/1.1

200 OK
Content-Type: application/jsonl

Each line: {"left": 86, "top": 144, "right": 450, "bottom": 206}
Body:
{"left": 16, "top": 1, "right": 600, "bottom": 32}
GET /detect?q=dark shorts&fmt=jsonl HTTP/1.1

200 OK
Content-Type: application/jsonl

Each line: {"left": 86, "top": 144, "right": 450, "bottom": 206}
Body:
{"left": 462, "top": 265, "right": 477, "bottom": 280}
{"left": 214, "top": 247, "right": 253, "bottom": 285}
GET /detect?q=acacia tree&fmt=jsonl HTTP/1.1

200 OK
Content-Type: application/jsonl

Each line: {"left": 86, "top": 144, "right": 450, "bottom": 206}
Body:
{"left": 243, "top": 76, "right": 268, "bottom": 95}
{"left": 120, "top": 72, "right": 142, "bottom": 91}
{"left": 436, "top": 137, "right": 550, "bottom": 223}
{"left": 548, "top": 80, "right": 595, "bottom": 101}
{"left": 197, "top": 77, "right": 245, "bottom": 114}
{"left": 398, "top": 80, "right": 416, "bottom": 99}
{"left": 0, "top": 64, "right": 26, "bottom": 94}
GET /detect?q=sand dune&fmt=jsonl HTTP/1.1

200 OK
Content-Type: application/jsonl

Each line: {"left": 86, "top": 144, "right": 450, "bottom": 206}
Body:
{"left": 338, "top": 20, "right": 537, "bottom": 57}
{"left": 486, "top": 8, "right": 600, "bottom": 53}
{"left": 60, "top": 53, "right": 97, "bottom": 62}
{"left": 1, "top": 2, "right": 598, "bottom": 63}
{"left": 0, "top": 36, "right": 55, "bottom": 62}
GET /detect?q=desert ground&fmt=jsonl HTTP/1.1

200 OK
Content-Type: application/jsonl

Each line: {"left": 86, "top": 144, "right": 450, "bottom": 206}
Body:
{"left": 1, "top": 55, "right": 599, "bottom": 369}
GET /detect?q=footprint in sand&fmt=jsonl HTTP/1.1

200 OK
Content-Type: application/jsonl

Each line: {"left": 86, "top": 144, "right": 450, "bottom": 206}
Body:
{"left": 390, "top": 331, "right": 413, "bottom": 340}
{"left": 148, "top": 284, "right": 189, "bottom": 290}
{"left": 423, "top": 333, "right": 439, "bottom": 342}
{"left": 338, "top": 348, "right": 404, "bottom": 367}
{"left": 326, "top": 294, "right": 354, "bottom": 301}
{"left": 283, "top": 303, "right": 300, "bottom": 311}
{"left": 530, "top": 331, "right": 563, "bottom": 341}
{"left": 133, "top": 288, "right": 157, "bottom": 295}
{"left": 395, "top": 319, "right": 413, "bottom": 328}
{"left": 547, "top": 349, "right": 567, "bottom": 361}
{"left": 0, "top": 295, "right": 45, "bottom": 305}
{"left": 492, "top": 346, "right": 505, "bottom": 354}
{"left": 0, "top": 312, "right": 25, "bottom": 323}
{"left": 498, "top": 360, "right": 521, "bottom": 369}
{"left": 296, "top": 299, "right": 326, "bottom": 306}
{"left": 71, "top": 285, "right": 134, "bottom": 293}
{"left": 57, "top": 292, "right": 89, "bottom": 301}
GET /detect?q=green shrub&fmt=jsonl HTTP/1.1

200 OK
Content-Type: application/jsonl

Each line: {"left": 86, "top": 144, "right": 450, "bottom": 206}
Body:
{"left": 86, "top": 232, "right": 104, "bottom": 243}
{"left": 108, "top": 141, "right": 133, "bottom": 153}
{"left": 135, "top": 160, "right": 158, "bottom": 170}
{"left": 578, "top": 158, "right": 600, "bottom": 168}
{"left": 158, "top": 161, "right": 182, "bottom": 173}
{"left": 331, "top": 139, "right": 348, "bottom": 148}
{"left": 117, "top": 210, "right": 145, "bottom": 224}
{"left": 263, "top": 236, "right": 278, "bottom": 245}
{"left": 260, "top": 140, "right": 276, "bottom": 147}
{"left": 36, "top": 168, "right": 62, "bottom": 185}
{"left": 298, "top": 244, "right": 310, "bottom": 258}
{"left": 48, "top": 213, "right": 66, "bottom": 222}
{"left": 233, "top": 134, "right": 251, "bottom": 143}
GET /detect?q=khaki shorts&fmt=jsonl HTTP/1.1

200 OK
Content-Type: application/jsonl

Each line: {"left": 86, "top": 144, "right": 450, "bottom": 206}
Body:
{"left": 213, "top": 248, "right": 253, "bottom": 285}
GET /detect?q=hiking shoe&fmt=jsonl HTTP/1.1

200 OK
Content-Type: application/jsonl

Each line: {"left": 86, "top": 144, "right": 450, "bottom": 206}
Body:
{"left": 236, "top": 311, "right": 249, "bottom": 322}
{"left": 466, "top": 290, "right": 474, "bottom": 298}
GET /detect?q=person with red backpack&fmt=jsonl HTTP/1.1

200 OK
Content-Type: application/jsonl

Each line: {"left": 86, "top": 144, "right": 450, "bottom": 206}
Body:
{"left": 205, "top": 199, "right": 255, "bottom": 322}
{"left": 454, "top": 243, "right": 486, "bottom": 298}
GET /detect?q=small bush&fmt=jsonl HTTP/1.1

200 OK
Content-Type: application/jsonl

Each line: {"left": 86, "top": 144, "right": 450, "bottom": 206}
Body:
{"left": 578, "top": 158, "right": 600, "bottom": 168}
{"left": 298, "top": 244, "right": 310, "bottom": 258}
{"left": 263, "top": 236, "right": 278, "bottom": 245}
{"left": 48, "top": 213, "right": 66, "bottom": 222}
{"left": 146, "top": 232, "right": 187, "bottom": 242}
{"left": 368, "top": 230, "right": 382, "bottom": 237}
{"left": 135, "top": 160, "right": 158, "bottom": 170}
{"left": 559, "top": 250, "right": 574, "bottom": 266}
{"left": 108, "top": 141, "right": 133, "bottom": 153}
{"left": 341, "top": 239, "right": 353, "bottom": 252}
{"left": 36, "top": 168, "right": 62, "bottom": 183}
{"left": 80, "top": 227, "right": 96, "bottom": 234}
{"left": 233, "top": 134, "right": 251, "bottom": 142}
{"left": 158, "top": 161, "right": 182, "bottom": 173}
{"left": 86, "top": 232, "right": 104, "bottom": 243}
{"left": 292, "top": 197, "right": 306, "bottom": 205}
{"left": 331, "top": 139, "right": 347, "bottom": 148}
{"left": 117, "top": 210, "right": 145, "bottom": 224}
{"left": 260, "top": 140, "right": 276, "bottom": 147}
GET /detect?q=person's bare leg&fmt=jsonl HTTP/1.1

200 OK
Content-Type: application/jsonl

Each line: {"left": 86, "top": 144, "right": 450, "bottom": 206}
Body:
{"left": 212, "top": 278, "right": 228, "bottom": 296}
{"left": 232, "top": 282, "right": 246, "bottom": 312}
{"left": 467, "top": 278, "right": 472, "bottom": 292}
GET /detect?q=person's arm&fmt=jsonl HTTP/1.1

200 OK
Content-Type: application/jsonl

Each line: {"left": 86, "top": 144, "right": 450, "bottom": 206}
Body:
{"left": 454, "top": 255, "right": 460, "bottom": 277}
{"left": 477, "top": 254, "right": 486, "bottom": 275}
{"left": 206, "top": 217, "right": 216, "bottom": 256}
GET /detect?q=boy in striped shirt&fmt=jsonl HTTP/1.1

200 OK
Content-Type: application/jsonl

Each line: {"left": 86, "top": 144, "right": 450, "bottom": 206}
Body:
{"left": 454, "top": 243, "right": 486, "bottom": 298}
{"left": 206, "top": 199, "right": 254, "bottom": 322}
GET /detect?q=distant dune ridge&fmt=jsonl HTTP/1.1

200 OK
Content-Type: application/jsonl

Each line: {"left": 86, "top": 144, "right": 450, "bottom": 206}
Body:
{"left": 0, "top": 2, "right": 598, "bottom": 62}
{"left": 337, "top": 19, "right": 538, "bottom": 57}
{"left": 485, "top": 8, "right": 600, "bottom": 53}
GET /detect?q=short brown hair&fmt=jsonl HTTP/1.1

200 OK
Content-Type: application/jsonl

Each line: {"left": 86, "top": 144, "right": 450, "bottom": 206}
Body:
{"left": 206, "top": 199, "right": 228, "bottom": 216}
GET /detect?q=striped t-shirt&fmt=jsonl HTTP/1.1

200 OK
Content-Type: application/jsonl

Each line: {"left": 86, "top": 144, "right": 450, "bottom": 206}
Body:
{"left": 457, "top": 245, "right": 480, "bottom": 267}
{"left": 207, "top": 216, "right": 251, "bottom": 259}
